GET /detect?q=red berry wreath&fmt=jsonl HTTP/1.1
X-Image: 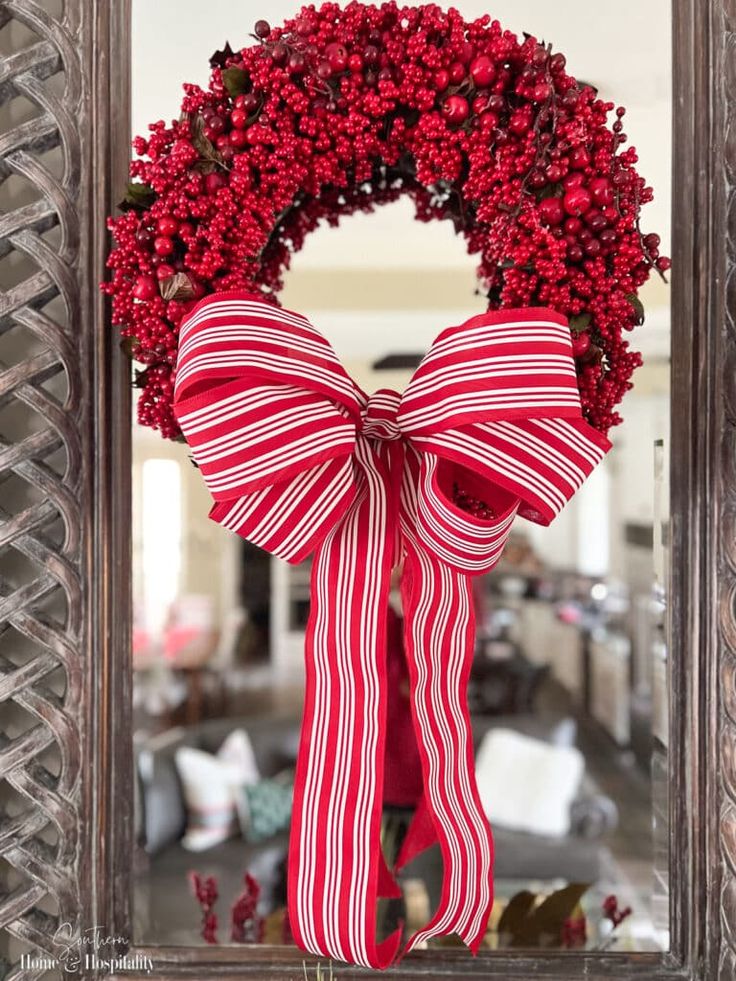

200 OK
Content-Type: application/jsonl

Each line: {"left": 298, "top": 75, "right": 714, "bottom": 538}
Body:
{"left": 103, "top": 1, "right": 668, "bottom": 440}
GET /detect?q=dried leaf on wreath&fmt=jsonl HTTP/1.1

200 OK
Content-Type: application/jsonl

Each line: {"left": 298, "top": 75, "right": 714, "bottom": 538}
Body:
{"left": 625, "top": 292, "right": 645, "bottom": 325}
{"left": 569, "top": 312, "right": 592, "bottom": 333}
{"left": 119, "top": 182, "right": 156, "bottom": 212}
{"left": 159, "top": 272, "right": 195, "bottom": 301}
{"left": 120, "top": 336, "right": 141, "bottom": 358}
{"left": 190, "top": 114, "right": 224, "bottom": 166}
{"left": 222, "top": 66, "right": 249, "bottom": 98}
{"left": 535, "top": 181, "right": 564, "bottom": 201}
{"left": 210, "top": 41, "right": 234, "bottom": 68}
{"left": 133, "top": 368, "right": 149, "bottom": 388}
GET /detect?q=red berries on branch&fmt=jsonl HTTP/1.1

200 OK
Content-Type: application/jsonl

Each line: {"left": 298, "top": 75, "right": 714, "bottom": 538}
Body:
{"left": 102, "top": 1, "right": 667, "bottom": 440}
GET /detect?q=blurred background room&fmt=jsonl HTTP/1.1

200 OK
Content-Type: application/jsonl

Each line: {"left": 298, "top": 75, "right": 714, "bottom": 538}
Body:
{"left": 129, "top": 0, "right": 671, "bottom": 954}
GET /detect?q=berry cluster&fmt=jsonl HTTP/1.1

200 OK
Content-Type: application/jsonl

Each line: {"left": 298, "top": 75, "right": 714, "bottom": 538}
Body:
{"left": 230, "top": 873, "right": 264, "bottom": 944}
{"left": 103, "top": 1, "right": 667, "bottom": 439}
{"left": 189, "top": 872, "right": 219, "bottom": 944}
{"left": 602, "top": 893, "right": 632, "bottom": 928}
{"left": 452, "top": 482, "right": 495, "bottom": 520}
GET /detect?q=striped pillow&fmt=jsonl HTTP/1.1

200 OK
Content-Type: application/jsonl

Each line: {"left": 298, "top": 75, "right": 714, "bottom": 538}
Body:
{"left": 175, "top": 729, "right": 260, "bottom": 851}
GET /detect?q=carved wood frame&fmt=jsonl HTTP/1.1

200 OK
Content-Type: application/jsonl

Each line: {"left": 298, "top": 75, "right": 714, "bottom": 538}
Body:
{"left": 0, "top": 0, "right": 731, "bottom": 977}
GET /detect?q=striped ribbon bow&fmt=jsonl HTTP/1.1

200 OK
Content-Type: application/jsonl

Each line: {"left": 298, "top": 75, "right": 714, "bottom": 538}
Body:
{"left": 173, "top": 292, "right": 610, "bottom": 969}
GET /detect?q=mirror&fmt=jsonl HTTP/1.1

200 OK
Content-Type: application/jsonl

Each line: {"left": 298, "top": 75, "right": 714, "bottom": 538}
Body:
{"left": 128, "top": 0, "right": 671, "bottom": 959}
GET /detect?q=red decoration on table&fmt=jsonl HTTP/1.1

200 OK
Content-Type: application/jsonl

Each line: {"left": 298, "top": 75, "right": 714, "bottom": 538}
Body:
{"left": 172, "top": 294, "right": 610, "bottom": 968}
{"left": 102, "top": 2, "right": 667, "bottom": 441}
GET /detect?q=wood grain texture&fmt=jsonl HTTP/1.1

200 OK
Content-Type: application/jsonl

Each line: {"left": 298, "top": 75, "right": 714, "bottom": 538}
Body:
{"left": 0, "top": 0, "right": 731, "bottom": 978}
{"left": 719, "top": 1, "right": 736, "bottom": 978}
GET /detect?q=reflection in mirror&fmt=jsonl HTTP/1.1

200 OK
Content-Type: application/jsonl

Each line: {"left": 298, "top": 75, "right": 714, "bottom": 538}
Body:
{"left": 130, "top": 0, "right": 671, "bottom": 955}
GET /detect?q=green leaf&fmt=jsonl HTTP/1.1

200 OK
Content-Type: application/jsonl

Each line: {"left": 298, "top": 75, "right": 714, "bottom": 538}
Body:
{"left": 625, "top": 292, "right": 645, "bottom": 325}
{"left": 120, "top": 182, "right": 156, "bottom": 212}
{"left": 569, "top": 312, "right": 592, "bottom": 333}
{"left": 222, "top": 66, "right": 249, "bottom": 98}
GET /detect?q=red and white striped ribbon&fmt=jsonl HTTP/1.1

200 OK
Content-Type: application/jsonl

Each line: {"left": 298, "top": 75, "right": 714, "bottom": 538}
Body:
{"left": 173, "top": 292, "right": 610, "bottom": 969}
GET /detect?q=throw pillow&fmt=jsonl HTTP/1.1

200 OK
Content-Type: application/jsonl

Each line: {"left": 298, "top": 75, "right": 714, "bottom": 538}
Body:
{"left": 239, "top": 778, "right": 293, "bottom": 844}
{"left": 474, "top": 727, "right": 584, "bottom": 838}
{"left": 175, "top": 728, "right": 260, "bottom": 851}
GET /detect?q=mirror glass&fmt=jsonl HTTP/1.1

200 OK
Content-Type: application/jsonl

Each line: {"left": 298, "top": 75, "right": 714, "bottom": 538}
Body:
{"left": 129, "top": 0, "right": 671, "bottom": 955}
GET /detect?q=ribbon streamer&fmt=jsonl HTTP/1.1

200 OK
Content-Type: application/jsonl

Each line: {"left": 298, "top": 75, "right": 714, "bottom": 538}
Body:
{"left": 173, "top": 292, "right": 610, "bottom": 968}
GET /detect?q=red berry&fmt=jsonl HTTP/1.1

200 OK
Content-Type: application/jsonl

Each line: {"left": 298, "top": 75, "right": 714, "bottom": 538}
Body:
{"left": 133, "top": 276, "right": 158, "bottom": 301}
{"left": 294, "top": 15, "right": 314, "bottom": 36}
{"left": 563, "top": 172, "right": 585, "bottom": 190}
{"left": 348, "top": 53, "right": 363, "bottom": 72}
{"left": 326, "top": 42, "right": 348, "bottom": 73}
{"left": 157, "top": 215, "right": 179, "bottom": 236}
{"left": 434, "top": 69, "right": 450, "bottom": 91}
{"left": 449, "top": 61, "right": 466, "bottom": 84}
{"left": 644, "top": 232, "right": 661, "bottom": 250}
{"left": 271, "top": 42, "right": 287, "bottom": 65}
{"left": 470, "top": 55, "right": 495, "bottom": 87}
{"left": 205, "top": 172, "right": 226, "bottom": 193}
{"left": 288, "top": 53, "right": 306, "bottom": 74}
{"left": 135, "top": 225, "right": 154, "bottom": 248}
{"left": 532, "top": 81, "right": 551, "bottom": 102}
{"left": 229, "top": 128, "right": 249, "bottom": 147}
{"left": 254, "top": 19, "right": 270, "bottom": 39}
{"left": 442, "top": 94, "right": 469, "bottom": 125}
{"left": 550, "top": 52, "right": 567, "bottom": 72}
{"left": 570, "top": 146, "right": 591, "bottom": 170}
{"left": 509, "top": 109, "right": 531, "bottom": 134}
{"left": 207, "top": 115, "right": 225, "bottom": 136}
{"left": 656, "top": 256, "right": 671, "bottom": 271}
{"left": 589, "top": 177, "right": 613, "bottom": 206}
{"left": 572, "top": 332, "right": 591, "bottom": 357}
{"left": 563, "top": 187, "right": 592, "bottom": 216}
{"left": 156, "top": 263, "right": 175, "bottom": 280}
{"left": 230, "top": 108, "right": 249, "bottom": 129}
{"left": 538, "top": 196, "right": 565, "bottom": 225}
{"left": 153, "top": 236, "right": 174, "bottom": 256}
{"left": 316, "top": 60, "right": 332, "bottom": 80}
{"left": 545, "top": 163, "right": 564, "bottom": 182}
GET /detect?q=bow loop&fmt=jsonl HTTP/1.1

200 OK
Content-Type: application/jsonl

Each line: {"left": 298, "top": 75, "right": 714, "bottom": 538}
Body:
{"left": 175, "top": 292, "right": 364, "bottom": 416}
{"left": 173, "top": 293, "right": 363, "bottom": 562}
{"left": 403, "top": 450, "right": 518, "bottom": 576}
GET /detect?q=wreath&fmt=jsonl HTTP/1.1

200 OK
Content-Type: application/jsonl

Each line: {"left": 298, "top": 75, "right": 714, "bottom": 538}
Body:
{"left": 103, "top": 1, "right": 667, "bottom": 440}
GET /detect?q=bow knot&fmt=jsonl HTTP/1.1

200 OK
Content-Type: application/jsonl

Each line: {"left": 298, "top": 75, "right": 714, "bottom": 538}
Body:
{"left": 172, "top": 292, "right": 611, "bottom": 970}
{"left": 360, "top": 388, "right": 402, "bottom": 441}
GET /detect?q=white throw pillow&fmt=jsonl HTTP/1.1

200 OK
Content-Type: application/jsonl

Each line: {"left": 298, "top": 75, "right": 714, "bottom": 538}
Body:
{"left": 475, "top": 728, "right": 584, "bottom": 838}
{"left": 175, "top": 729, "right": 260, "bottom": 851}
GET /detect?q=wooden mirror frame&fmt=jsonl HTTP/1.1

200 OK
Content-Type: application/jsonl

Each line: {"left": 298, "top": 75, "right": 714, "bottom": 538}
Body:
{"left": 0, "top": 0, "right": 732, "bottom": 977}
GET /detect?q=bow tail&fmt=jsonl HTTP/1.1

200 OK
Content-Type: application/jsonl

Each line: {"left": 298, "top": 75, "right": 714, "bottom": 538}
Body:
{"left": 397, "top": 544, "right": 494, "bottom": 955}
{"left": 288, "top": 440, "right": 402, "bottom": 970}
